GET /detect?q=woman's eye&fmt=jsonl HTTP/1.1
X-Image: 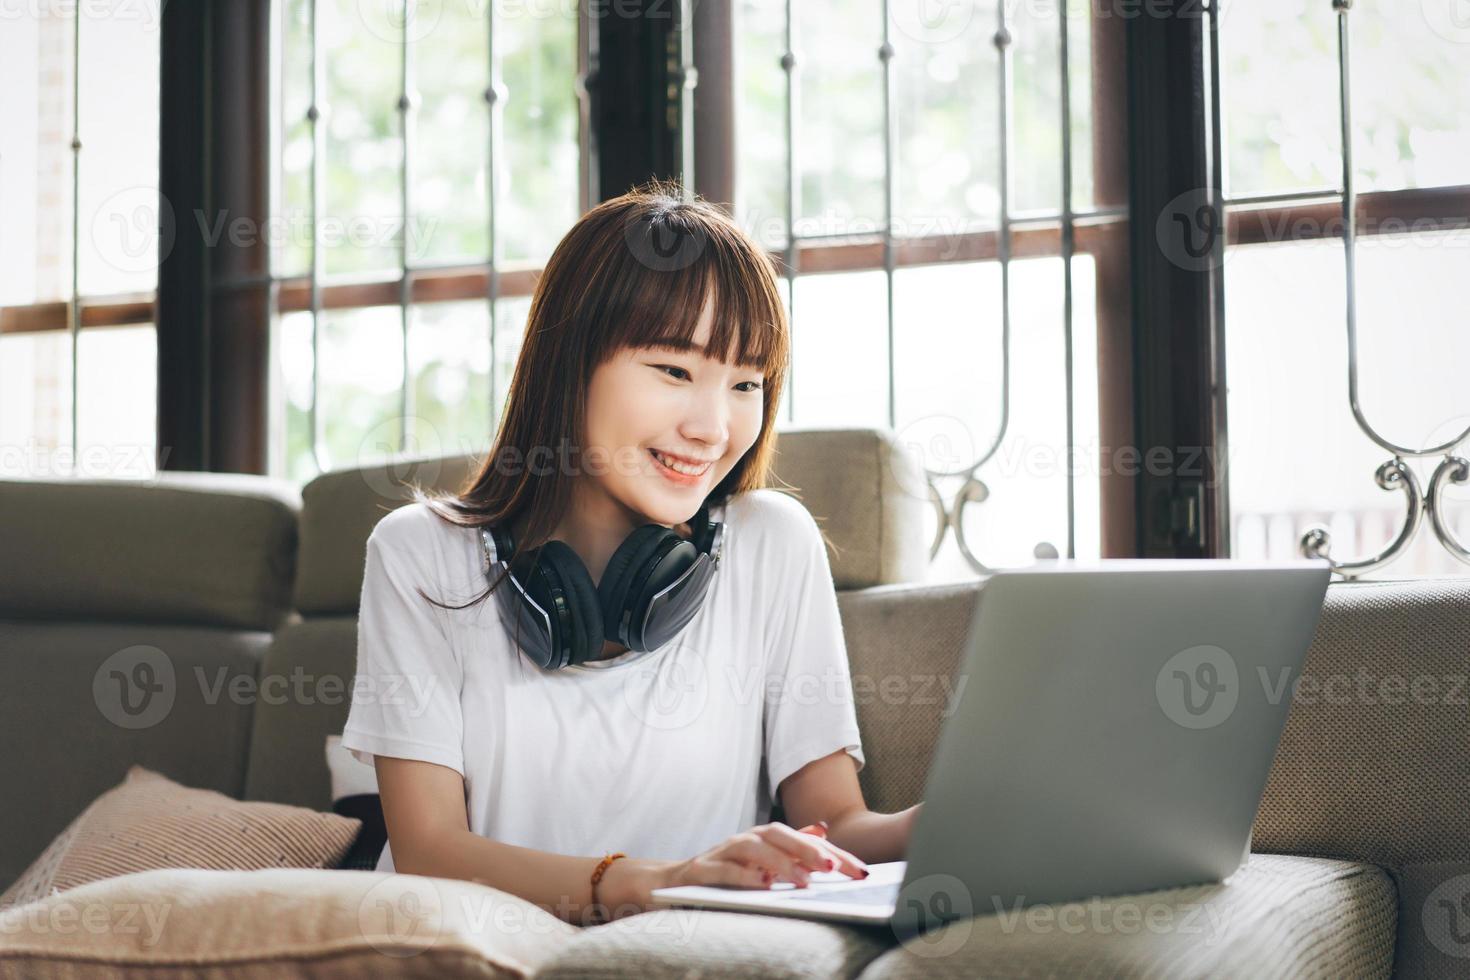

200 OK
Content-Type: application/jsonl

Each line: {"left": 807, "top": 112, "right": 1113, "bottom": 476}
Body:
{"left": 653, "top": 364, "right": 762, "bottom": 392}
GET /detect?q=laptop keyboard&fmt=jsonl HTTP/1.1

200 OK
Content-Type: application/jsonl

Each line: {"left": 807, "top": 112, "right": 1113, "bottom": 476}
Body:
{"left": 781, "top": 882, "right": 900, "bottom": 906}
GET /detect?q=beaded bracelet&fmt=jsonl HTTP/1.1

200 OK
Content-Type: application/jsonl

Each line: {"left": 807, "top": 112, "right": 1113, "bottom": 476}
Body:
{"left": 588, "top": 852, "right": 626, "bottom": 925}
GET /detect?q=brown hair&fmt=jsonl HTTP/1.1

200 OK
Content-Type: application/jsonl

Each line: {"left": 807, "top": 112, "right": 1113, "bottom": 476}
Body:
{"left": 408, "top": 178, "right": 792, "bottom": 614}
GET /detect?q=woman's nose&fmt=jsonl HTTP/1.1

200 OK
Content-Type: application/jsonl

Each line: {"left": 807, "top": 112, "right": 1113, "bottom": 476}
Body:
{"left": 678, "top": 391, "right": 731, "bottom": 445}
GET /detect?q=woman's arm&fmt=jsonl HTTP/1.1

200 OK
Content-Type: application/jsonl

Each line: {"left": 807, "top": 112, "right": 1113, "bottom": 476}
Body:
{"left": 375, "top": 755, "right": 672, "bottom": 925}
{"left": 776, "top": 749, "right": 922, "bottom": 865}
{"left": 376, "top": 755, "right": 866, "bottom": 924}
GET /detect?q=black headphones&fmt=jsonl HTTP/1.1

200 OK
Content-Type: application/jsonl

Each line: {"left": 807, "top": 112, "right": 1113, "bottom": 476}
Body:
{"left": 479, "top": 501, "right": 727, "bottom": 671}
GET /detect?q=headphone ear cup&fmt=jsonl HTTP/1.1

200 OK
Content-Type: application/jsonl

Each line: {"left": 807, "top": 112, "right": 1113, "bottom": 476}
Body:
{"left": 597, "top": 525, "right": 685, "bottom": 651}
{"left": 531, "top": 540, "right": 605, "bottom": 669}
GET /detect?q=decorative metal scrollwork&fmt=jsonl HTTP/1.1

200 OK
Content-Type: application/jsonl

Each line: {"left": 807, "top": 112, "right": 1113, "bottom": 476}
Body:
{"left": 925, "top": 473, "right": 1060, "bottom": 575}
{"left": 1297, "top": 1, "right": 1470, "bottom": 579}
{"left": 910, "top": 0, "right": 1067, "bottom": 577}
{"left": 1301, "top": 454, "right": 1470, "bottom": 579}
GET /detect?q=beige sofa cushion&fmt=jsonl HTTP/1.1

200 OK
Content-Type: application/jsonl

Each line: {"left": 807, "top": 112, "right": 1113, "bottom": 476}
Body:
{"left": 0, "top": 866, "right": 577, "bottom": 979}
{"left": 533, "top": 856, "right": 1393, "bottom": 979}
{"left": 1252, "top": 578, "right": 1470, "bottom": 977}
{"left": 855, "top": 854, "right": 1394, "bottom": 980}
{"left": 293, "top": 454, "right": 479, "bottom": 616}
{"left": 0, "top": 474, "right": 300, "bottom": 630}
{"left": 0, "top": 621, "right": 269, "bottom": 891}
{"left": 0, "top": 766, "right": 359, "bottom": 910}
{"left": 535, "top": 902, "right": 894, "bottom": 979}
{"left": 766, "top": 428, "right": 928, "bottom": 590}
{"left": 836, "top": 580, "right": 979, "bottom": 815}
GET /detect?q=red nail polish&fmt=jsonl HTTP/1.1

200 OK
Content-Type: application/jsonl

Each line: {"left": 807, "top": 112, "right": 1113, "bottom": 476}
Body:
{"left": 858, "top": 868, "right": 870, "bottom": 879}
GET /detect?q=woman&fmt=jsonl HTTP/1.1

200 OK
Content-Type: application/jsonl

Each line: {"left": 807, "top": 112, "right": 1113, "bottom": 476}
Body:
{"left": 340, "top": 180, "right": 921, "bottom": 926}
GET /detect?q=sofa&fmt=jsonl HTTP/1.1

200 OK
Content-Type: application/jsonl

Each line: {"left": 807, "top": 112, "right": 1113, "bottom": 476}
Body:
{"left": 0, "top": 425, "right": 1464, "bottom": 977}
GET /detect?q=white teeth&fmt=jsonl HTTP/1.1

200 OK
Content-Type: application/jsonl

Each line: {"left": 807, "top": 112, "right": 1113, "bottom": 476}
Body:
{"left": 651, "top": 449, "right": 710, "bottom": 476}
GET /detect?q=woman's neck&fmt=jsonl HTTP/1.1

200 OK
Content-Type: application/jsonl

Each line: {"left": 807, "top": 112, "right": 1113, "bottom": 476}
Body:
{"left": 510, "top": 494, "right": 694, "bottom": 663}
{"left": 512, "top": 492, "right": 690, "bottom": 591}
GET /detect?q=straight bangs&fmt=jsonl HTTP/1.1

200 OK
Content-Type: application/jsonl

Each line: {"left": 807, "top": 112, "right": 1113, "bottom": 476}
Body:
{"left": 588, "top": 212, "right": 789, "bottom": 389}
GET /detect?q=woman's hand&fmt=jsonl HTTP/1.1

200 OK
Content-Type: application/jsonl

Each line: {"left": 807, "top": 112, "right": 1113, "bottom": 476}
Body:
{"left": 595, "top": 821, "right": 870, "bottom": 920}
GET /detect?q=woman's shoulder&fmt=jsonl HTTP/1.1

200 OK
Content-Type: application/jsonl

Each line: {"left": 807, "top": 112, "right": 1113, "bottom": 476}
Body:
{"left": 366, "top": 501, "right": 480, "bottom": 575}
{"left": 722, "top": 488, "right": 823, "bottom": 547}
{"left": 369, "top": 500, "right": 454, "bottom": 550}
{"left": 365, "top": 501, "right": 492, "bottom": 612}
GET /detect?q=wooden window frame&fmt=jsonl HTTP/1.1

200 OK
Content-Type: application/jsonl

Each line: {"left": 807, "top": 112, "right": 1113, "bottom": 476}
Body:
{"left": 4, "top": 0, "right": 1460, "bottom": 560}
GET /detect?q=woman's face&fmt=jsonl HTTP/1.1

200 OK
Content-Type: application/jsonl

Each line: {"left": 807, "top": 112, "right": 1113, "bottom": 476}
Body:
{"left": 582, "top": 300, "right": 766, "bottom": 527}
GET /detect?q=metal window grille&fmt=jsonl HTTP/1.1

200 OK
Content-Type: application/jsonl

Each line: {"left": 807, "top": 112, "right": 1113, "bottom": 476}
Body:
{"left": 772, "top": 0, "right": 1115, "bottom": 573}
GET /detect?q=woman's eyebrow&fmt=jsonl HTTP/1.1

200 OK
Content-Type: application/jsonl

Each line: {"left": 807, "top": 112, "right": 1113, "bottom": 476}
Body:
{"left": 642, "top": 342, "right": 758, "bottom": 370}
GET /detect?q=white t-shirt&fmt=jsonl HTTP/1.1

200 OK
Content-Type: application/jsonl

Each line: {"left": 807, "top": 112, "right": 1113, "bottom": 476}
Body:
{"left": 338, "top": 487, "right": 866, "bottom": 871}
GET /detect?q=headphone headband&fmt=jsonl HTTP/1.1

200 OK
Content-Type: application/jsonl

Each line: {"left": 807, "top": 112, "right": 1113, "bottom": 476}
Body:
{"left": 479, "top": 500, "right": 727, "bottom": 670}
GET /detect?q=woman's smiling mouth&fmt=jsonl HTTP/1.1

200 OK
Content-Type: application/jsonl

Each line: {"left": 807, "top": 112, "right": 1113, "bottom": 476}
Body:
{"left": 650, "top": 448, "right": 713, "bottom": 483}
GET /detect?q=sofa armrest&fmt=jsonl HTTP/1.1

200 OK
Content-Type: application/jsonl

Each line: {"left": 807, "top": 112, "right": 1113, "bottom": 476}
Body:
{"left": 1252, "top": 577, "right": 1470, "bottom": 977}
{"left": 836, "top": 580, "right": 981, "bottom": 815}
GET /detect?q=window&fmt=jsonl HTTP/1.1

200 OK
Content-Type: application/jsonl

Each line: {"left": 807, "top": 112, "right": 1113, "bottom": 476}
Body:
{"left": 0, "top": 4, "right": 161, "bottom": 479}
{"left": 1217, "top": 0, "right": 1470, "bottom": 578}
{"left": 267, "top": 0, "right": 582, "bottom": 484}
{"left": 18, "top": 1, "right": 1453, "bottom": 582}
{"left": 731, "top": 0, "right": 1120, "bottom": 581}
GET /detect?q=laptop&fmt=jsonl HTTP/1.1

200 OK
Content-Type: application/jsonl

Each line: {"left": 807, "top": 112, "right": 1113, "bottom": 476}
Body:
{"left": 650, "top": 559, "right": 1331, "bottom": 941}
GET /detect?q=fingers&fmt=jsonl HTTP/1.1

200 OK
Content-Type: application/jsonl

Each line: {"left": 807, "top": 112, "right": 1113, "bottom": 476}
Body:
{"left": 720, "top": 832, "right": 819, "bottom": 886}
{"left": 702, "top": 857, "right": 775, "bottom": 890}
{"left": 762, "top": 822, "right": 870, "bottom": 880}
{"left": 720, "top": 824, "right": 871, "bottom": 883}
